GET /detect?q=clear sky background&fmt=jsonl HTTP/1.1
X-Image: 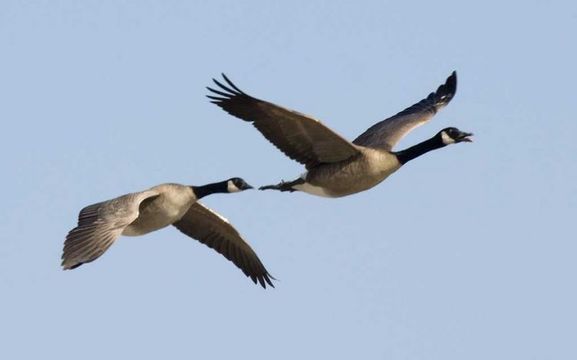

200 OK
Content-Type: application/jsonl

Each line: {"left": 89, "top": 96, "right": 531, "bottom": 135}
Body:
{"left": 1, "top": 1, "right": 576, "bottom": 359}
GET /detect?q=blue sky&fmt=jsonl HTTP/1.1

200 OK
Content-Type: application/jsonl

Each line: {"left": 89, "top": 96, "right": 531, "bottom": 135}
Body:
{"left": 1, "top": 1, "right": 576, "bottom": 358}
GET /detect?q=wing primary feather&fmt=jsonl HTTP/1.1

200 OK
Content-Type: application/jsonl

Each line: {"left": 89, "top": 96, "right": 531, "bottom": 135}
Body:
{"left": 207, "top": 73, "right": 361, "bottom": 167}
{"left": 212, "top": 78, "right": 239, "bottom": 95}
{"left": 433, "top": 70, "right": 456, "bottom": 106}
{"left": 206, "top": 87, "right": 234, "bottom": 98}
{"left": 221, "top": 73, "right": 248, "bottom": 95}
{"left": 264, "top": 274, "right": 275, "bottom": 287}
{"left": 62, "top": 190, "right": 159, "bottom": 270}
{"left": 172, "top": 203, "right": 275, "bottom": 289}
{"left": 206, "top": 95, "right": 226, "bottom": 101}
{"left": 352, "top": 71, "right": 458, "bottom": 150}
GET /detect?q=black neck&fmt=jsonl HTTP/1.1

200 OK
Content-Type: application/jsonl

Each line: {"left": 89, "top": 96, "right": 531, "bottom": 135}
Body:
{"left": 395, "top": 135, "right": 445, "bottom": 165}
{"left": 191, "top": 181, "right": 227, "bottom": 199}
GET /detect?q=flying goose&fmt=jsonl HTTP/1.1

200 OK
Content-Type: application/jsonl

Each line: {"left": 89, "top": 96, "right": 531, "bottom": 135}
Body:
{"left": 207, "top": 72, "right": 472, "bottom": 198}
{"left": 62, "top": 178, "right": 274, "bottom": 288}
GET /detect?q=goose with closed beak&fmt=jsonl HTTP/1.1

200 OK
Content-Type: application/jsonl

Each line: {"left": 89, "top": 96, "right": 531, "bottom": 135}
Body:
{"left": 62, "top": 178, "right": 274, "bottom": 288}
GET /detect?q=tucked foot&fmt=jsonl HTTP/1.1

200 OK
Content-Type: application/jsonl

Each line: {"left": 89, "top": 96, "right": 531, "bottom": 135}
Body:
{"left": 259, "top": 179, "right": 304, "bottom": 192}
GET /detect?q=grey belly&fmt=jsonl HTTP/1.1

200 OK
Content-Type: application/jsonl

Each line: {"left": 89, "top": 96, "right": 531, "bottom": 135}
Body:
{"left": 303, "top": 157, "right": 401, "bottom": 197}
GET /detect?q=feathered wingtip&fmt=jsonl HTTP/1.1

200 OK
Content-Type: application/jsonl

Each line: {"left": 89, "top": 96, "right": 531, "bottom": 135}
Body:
{"left": 206, "top": 73, "right": 248, "bottom": 103}
{"left": 250, "top": 271, "right": 277, "bottom": 289}
{"left": 433, "top": 71, "right": 457, "bottom": 106}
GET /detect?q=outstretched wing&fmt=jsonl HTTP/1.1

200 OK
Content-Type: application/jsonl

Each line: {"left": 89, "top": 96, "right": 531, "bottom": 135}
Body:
{"left": 172, "top": 202, "right": 274, "bottom": 288}
{"left": 353, "top": 71, "right": 457, "bottom": 150}
{"left": 207, "top": 74, "right": 360, "bottom": 169}
{"left": 61, "top": 190, "right": 160, "bottom": 270}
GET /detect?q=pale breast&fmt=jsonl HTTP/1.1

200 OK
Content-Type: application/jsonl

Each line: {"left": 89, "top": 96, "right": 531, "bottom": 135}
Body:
{"left": 122, "top": 184, "right": 195, "bottom": 236}
{"left": 304, "top": 149, "right": 401, "bottom": 197}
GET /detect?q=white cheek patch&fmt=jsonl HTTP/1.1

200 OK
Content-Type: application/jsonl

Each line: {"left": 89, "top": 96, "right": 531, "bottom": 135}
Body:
{"left": 441, "top": 131, "right": 456, "bottom": 145}
{"left": 227, "top": 180, "right": 241, "bottom": 193}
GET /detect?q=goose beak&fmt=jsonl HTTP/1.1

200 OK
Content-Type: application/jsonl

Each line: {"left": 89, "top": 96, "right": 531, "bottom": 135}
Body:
{"left": 457, "top": 131, "right": 474, "bottom": 143}
{"left": 242, "top": 183, "right": 254, "bottom": 190}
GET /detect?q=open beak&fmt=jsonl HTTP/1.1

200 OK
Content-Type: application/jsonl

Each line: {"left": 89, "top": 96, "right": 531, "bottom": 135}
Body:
{"left": 457, "top": 132, "right": 474, "bottom": 143}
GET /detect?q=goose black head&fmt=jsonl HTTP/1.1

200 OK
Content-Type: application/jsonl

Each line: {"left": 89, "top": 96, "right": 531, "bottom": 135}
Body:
{"left": 439, "top": 127, "right": 473, "bottom": 145}
{"left": 227, "top": 177, "right": 254, "bottom": 193}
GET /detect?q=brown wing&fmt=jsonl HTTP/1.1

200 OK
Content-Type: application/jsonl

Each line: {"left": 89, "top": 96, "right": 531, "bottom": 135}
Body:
{"left": 172, "top": 202, "right": 274, "bottom": 288}
{"left": 353, "top": 71, "right": 457, "bottom": 150}
{"left": 207, "top": 74, "right": 360, "bottom": 169}
{"left": 61, "top": 190, "right": 160, "bottom": 270}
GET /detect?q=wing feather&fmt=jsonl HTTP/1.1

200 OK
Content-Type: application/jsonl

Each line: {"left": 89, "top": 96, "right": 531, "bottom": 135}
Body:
{"left": 353, "top": 71, "right": 457, "bottom": 150}
{"left": 172, "top": 202, "right": 274, "bottom": 288}
{"left": 208, "top": 74, "right": 360, "bottom": 168}
{"left": 61, "top": 190, "right": 160, "bottom": 270}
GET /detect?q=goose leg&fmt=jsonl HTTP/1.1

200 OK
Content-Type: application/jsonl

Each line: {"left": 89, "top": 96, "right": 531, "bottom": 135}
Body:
{"left": 259, "top": 178, "right": 304, "bottom": 192}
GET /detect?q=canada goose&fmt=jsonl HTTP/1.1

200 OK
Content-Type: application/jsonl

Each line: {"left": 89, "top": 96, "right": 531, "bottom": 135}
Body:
{"left": 207, "top": 72, "right": 472, "bottom": 198}
{"left": 62, "top": 178, "right": 274, "bottom": 288}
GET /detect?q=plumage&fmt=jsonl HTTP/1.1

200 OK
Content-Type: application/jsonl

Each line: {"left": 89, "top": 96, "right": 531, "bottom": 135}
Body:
{"left": 353, "top": 71, "right": 457, "bottom": 150}
{"left": 208, "top": 72, "right": 471, "bottom": 197}
{"left": 207, "top": 74, "right": 360, "bottom": 169}
{"left": 173, "top": 203, "right": 274, "bottom": 288}
{"left": 62, "top": 179, "right": 274, "bottom": 288}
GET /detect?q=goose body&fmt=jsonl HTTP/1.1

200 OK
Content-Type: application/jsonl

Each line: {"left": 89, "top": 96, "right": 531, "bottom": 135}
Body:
{"left": 62, "top": 178, "right": 274, "bottom": 288}
{"left": 121, "top": 184, "right": 195, "bottom": 236}
{"left": 293, "top": 148, "right": 401, "bottom": 197}
{"left": 207, "top": 72, "right": 472, "bottom": 198}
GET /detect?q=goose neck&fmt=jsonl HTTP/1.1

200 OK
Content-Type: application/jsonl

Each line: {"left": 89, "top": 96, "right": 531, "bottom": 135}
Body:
{"left": 395, "top": 136, "right": 445, "bottom": 165}
{"left": 191, "top": 181, "right": 227, "bottom": 199}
